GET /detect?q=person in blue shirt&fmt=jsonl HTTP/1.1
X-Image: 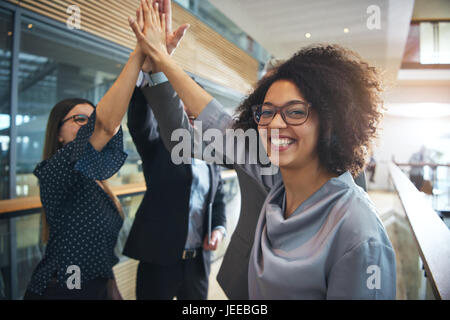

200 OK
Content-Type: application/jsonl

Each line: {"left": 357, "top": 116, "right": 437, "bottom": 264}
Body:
{"left": 23, "top": 17, "right": 151, "bottom": 299}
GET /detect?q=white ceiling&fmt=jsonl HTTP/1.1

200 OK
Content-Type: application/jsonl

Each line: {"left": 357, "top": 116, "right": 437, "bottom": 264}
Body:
{"left": 209, "top": 0, "right": 415, "bottom": 84}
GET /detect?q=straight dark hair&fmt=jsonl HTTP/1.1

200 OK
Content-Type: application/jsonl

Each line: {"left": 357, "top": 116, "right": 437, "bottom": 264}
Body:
{"left": 42, "top": 98, "right": 95, "bottom": 161}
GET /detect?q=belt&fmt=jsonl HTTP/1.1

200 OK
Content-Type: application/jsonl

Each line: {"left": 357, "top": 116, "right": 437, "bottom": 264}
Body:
{"left": 182, "top": 248, "right": 200, "bottom": 260}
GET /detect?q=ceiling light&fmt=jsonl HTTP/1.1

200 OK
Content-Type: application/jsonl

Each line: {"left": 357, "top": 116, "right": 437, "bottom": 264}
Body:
{"left": 305, "top": 33, "right": 311, "bottom": 38}
{"left": 344, "top": 28, "right": 349, "bottom": 33}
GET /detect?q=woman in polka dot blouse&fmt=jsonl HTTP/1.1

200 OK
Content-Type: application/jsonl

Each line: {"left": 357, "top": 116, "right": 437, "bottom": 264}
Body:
{"left": 23, "top": 29, "right": 149, "bottom": 300}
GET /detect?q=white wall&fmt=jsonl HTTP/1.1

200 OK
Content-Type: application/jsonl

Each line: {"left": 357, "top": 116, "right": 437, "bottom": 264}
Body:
{"left": 369, "top": 113, "right": 450, "bottom": 191}
{"left": 412, "top": 0, "right": 450, "bottom": 21}
{"left": 368, "top": 68, "right": 450, "bottom": 192}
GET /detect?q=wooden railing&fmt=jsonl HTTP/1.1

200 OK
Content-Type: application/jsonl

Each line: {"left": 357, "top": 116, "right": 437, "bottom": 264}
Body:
{"left": 389, "top": 163, "right": 450, "bottom": 300}
{"left": 0, "top": 170, "right": 237, "bottom": 216}
{"left": 0, "top": 182, "right": 146, "bottom": 216}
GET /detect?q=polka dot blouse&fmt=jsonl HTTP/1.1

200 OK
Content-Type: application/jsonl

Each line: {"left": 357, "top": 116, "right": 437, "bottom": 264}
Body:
{"left": 27, "top": 110, "right": 127, "bottom": 295}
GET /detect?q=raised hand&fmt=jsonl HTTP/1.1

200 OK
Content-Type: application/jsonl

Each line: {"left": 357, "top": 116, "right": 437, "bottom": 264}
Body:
{"left": 130, "top": 0, "right": 213, "bottom": 118}
{"left": 135, "top": 2, "right": 153, "bottom": 73}
{"left": 129, "top": 0, "right": 169, "bottom": 70}
{"left": 156, "top": 0, "right": 190, "bottom": 54}
{"left": 137, "top": 0, "right": 189, "bottom": 73}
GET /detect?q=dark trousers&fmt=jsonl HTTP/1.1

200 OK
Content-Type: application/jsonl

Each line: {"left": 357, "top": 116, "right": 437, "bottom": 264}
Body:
{"left": 136, "top": 252, "right": 209, "bottom": 300}
{"left": 23, "top": 278, "right": 109, "bottom": 300}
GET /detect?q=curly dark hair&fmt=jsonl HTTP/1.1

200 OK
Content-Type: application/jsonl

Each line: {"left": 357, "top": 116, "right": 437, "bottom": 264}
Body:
{"left": 233, "top": 44, "right": 384, "bottom": 177}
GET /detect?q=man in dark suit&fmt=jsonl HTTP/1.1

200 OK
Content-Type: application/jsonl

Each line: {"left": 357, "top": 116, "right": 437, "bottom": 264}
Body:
{"left": 123, "top": 86, "right": 227, "bottom": 300}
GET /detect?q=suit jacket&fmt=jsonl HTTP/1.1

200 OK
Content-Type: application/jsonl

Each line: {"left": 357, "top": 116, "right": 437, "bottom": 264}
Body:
{"left": 123, "top": 88, "right": 226, "bottom": 272}
{"left": 139, "top": 81, "right": 368, "bottom": 299}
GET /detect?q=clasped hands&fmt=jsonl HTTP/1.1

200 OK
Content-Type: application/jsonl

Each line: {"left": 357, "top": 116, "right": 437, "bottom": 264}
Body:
{"left": 129, "top": 0, "right": 189, "bottom": 73}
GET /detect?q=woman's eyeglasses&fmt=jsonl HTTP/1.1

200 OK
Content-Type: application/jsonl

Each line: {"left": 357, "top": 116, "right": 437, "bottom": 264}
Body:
{"left": 60, "top": 114, "right": 89, "bottom": 127}
{"left": 252, "top": 102, "right": 311, "bottom": 126}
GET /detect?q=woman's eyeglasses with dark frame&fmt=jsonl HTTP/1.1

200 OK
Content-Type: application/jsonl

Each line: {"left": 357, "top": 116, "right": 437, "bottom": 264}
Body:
{"left": 59, "top": 114, "right": 89, "bottom": 127}
{"left": 252, "top": 102, "right": 311, "bottom": 126}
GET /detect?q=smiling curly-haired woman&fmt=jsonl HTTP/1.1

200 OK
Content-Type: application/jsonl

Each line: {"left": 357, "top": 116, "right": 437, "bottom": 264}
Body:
{"left": 128, "top": 5, "right": 396, "bottom": 299}
{"left": 234, "top": 45, "right": 383, "bottom": 177}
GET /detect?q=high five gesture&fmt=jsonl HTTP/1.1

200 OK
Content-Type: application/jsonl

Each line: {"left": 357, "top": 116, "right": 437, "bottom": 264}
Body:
{"left": 129, "top": 0, "right": 213, "bottom": 117}
{"left": 129, "top": 0, "right": 168, "bottom": 67}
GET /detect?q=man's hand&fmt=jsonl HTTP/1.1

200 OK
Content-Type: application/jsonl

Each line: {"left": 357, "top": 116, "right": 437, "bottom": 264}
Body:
{"left": 140, "top": 0, "right": 190, "bottom": 73}
{"left": 135, "top": 1, "right": 153, "bottom": 73}
{"left": 129, "top": 0, "right": 168, "bottom": 69}
{"left": 156, "top": 0, "right": 190, "bottom": 54}
{"left": 202, "top": 229, "right": 224, "bottom": 251}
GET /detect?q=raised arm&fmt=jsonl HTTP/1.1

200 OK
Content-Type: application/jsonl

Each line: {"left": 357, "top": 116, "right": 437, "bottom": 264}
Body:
{"left": 140, "top": 0, "right": 189, "bottom": 74}
{"left": 89, "top": 51, "right": 144, "bottom": 152}
{"left": 127, "top": 87, "right": 161, "bottom": 156}
{"left": 157, "top": 0, "right": 190, "bottom": 57}
{"left": 88, "top": 2, "right": 155, "bottom": 152}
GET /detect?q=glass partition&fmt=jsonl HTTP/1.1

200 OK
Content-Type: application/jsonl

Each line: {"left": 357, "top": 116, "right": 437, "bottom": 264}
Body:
{"left": 14, "top": 16, "right": 144, "bottom": 197}
{"left": 0, "top": 8, "right": 13, "bottom": 200}
{"left": 385, "top": 180, "right": 437, "bottom": 299}
{"left": 0, "top": 218, "right": 9, "bottom": 299}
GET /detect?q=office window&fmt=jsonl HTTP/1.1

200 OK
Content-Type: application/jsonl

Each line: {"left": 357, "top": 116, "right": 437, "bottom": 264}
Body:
{"left": 0, "top": 9, "right": 12, "bottom": 200}
{"left": 15, "top": 17, "right": 142, "bottom": 198}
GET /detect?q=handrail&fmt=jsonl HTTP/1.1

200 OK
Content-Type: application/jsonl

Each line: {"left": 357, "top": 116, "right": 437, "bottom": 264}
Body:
{"left": 0, "top": 170, "right": 238, "bottom": 216}
{"left": 0, "top": 182, "right": 146, "bottom": 215}
{"left": 394, "top": 162, "right": 450, "bottom": 168}
{"left": 389, "top": 163, "right": 450, "bottom": 300}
